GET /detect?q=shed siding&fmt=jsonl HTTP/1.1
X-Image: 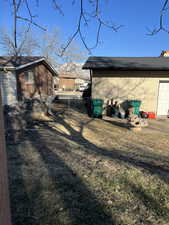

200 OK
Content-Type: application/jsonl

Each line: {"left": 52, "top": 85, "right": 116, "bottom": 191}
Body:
{"left": 17, "top": 63, "right": 54, "bottom": 100}
{"left": 92, "top": 70, "right": 169, "bottom": 113}
{"left": 0, "top": 71, "right": 17, "bottom": 105}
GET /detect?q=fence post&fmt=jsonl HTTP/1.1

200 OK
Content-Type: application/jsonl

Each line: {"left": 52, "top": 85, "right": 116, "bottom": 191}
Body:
{"left": 0, "top": 88, "right": 12, "bottom": 225}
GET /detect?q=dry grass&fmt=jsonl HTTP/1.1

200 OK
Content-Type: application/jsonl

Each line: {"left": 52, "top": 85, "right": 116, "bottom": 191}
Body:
{"left": 7, "top": 107, "right": 169, "bottom": 225}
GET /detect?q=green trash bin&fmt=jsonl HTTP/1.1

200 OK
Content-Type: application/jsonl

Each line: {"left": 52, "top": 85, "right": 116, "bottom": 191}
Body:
{"left": 91, "top": 99, "right": 104, "bottom": 118}
{"left": 129, "top": 100, "right": 141, "bottom": 115}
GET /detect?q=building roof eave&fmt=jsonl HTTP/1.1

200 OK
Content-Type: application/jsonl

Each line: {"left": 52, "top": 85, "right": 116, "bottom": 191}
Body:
{"left": 15, "top": 58, "right": 58, "bottom": 76}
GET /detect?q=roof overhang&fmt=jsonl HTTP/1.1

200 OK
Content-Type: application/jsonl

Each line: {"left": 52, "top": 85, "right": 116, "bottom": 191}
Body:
{"left": 0, "top": 66, "right": 15, "bottom": 71}
{"left": 82, "top": 56, "right": 169, "bottom": 71}
{"left": 84, "top": 68, "right": 169, "bottom": 71}
{"left": 16, "top": 58, "right": 58, "bottom": 76}
{"left": 15, "top": 58, "right": 45, "bottom": 70}
{"left": 0, "top": 58, "right": 58, "bottom": 76}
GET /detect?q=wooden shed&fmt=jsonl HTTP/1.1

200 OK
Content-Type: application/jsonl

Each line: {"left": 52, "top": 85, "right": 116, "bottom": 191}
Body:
{"left": 0, "top": 56, "right": 58, "bottom": 105}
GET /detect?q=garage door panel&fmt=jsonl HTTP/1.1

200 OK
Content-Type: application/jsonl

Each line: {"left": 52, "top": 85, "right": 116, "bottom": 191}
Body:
{"left": 157, "top": 82, "right": 169, "bottom": 115}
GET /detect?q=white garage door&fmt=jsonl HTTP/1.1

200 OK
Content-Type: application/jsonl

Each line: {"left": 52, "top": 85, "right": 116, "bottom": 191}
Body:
{"left": 157, "top": 81, "right": 169, "bottom": 115}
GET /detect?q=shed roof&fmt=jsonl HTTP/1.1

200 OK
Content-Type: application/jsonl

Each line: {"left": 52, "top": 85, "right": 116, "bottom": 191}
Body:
{"left": 0, "top": 56, "right": 43, "bottom": 67}
{"left": 0, "top": 56, "right": 58, "bottom": 76}
{"left": 83, "top": 56, "right": 169, "bottom": 71}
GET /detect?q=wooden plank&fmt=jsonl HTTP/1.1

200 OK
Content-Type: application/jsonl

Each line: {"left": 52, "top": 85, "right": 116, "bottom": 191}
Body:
{"left": 0, "top": 88, "right": 12, "bottom": 225}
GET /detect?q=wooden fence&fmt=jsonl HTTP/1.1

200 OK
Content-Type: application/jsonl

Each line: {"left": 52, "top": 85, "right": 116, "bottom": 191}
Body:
{"left": 0, "top": 89, "right": 12, "bottom": 225}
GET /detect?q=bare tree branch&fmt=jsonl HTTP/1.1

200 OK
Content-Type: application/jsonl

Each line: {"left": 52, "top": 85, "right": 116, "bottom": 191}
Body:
{"left": 16, "top": 16, "right": 46, "bottom": 31}
{"left": 89, "top": 22, "right": 101, "bottom": 50}
{"left": 59, "top": 0, "right": 86, "bottom": 55}
{"left": 52, "top": 0, "right": 64, "bottom": 16}
{"left": 0, "top": 27, "right": 39, "bottom": 56}
{"left": 147, "top": 0, "right": 169, "bottom": 35}
{"left": 59, "top": 0, "right": 122, "bottom": 55}
{"left": 12, "top": 0, "right": 17, "bottom": 49}
{"left": 16, "top": 0, "right": 23, "bottom": 12}
{"left": 19, "top": 0, "right": 46, "bottom": 31}
{"left": 9, "top": 0, "right": 46, "bottom": 56}
{"left": 8, "top": 0, "right": 122, "bottom": 55}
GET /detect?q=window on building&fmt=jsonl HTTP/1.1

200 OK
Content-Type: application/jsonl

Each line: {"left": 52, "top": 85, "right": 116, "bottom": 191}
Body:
{"left": 24, "top": 71, "right": 35, "bottom": 83}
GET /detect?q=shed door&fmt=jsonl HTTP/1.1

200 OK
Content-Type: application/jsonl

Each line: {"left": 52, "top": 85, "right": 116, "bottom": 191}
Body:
{"left": 157, "top": 81, "right": 169, "bottom": 115}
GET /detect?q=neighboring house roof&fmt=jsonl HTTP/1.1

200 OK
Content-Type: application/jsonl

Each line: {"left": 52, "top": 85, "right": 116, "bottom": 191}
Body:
{"left": 0, "top": 56, "right": 43, "bottom": 67}
{"left": 83, "top": 56, "right": 169, "bottom": 71}
{"left": 0, "top": 56, "right": 58, "bottom": 76}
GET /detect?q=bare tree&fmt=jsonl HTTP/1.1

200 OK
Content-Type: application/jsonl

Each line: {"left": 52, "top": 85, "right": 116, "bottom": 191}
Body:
{"left": 7, "top": 0, "right": 121, "bottom": 55}
{"left": 0, "top": 26, "right": 86, "bottom": 69}
{"left": 55, "top": 61, "right": 86, "bottom": 78}
{"left": 56, "top": 0, "right": 122, "bottom": 55}
{"left": 6, "top": 0, "right": 45, "bottom": 56}
{"left": 0, "top": 27, "right": 39, "bottom": 56}
{"left": 37, "top": 29, "right": 61, "bottom": 63}
{"left": 37, "top": 29, "right": 87, "bottom": 67}
{"left": 37, "top": 29, "right": 88, "bottom": 79}
{"left": 56, "top": 44, "right": 87, "bottom": 76}
{"left": 59, "top": 42, "right": 86, "bottom": 63}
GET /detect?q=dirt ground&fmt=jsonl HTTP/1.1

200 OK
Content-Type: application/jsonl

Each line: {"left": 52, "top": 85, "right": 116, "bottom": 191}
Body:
{"left": 7, "top": 106, "right": 169, "bottom": 225}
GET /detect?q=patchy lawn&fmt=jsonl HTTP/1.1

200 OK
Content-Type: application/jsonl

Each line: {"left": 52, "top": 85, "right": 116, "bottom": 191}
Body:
{"left": 7, "top": 107, "right": 169, "bottom": 225}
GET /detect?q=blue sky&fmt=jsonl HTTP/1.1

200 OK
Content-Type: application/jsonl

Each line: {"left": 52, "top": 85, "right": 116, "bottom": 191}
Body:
{"left": 1, "top": 0, "right": 169, "bottom": 57}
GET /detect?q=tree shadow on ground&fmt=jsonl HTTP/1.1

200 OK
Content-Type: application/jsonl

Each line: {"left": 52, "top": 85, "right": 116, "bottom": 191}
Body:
{"left": 7, "top": 109, "right": 169, "bottom": 225}
{"left": 7, "top": 141, "right": 65, "bottom": 225}
{"left": 123, "top": 179, "right": 169, "bottom": 221}
{"left": 46, "top": 114, "right": 169, "bottom": 184}
{"left": 6, "top": 145, "right": 40, "bottom": 225}
{"left": 27, "top": 128, "right": 118, "bottom": 225}
{"left": 52, "top": 98, "right": 88, "bottom": 115}
{"left": 27, "top": 113, "right": 169, "bottom": 223}
{"left": 119, "top": 177, "right": 169, "bottom": 224}
{"left": 103, "top": 119, "right": 129, "bottom": 129}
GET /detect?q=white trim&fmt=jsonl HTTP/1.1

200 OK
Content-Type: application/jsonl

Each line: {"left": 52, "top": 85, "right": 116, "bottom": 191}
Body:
{"left": 157, "top": 81, "right": 169, "bottom": 115}
{"left": 0, "top": 60, "right": 45, "bottom": 71}
{"left": 42, "top": 59, "right": 58, "bottom": 76}
{"left": 16, "top": 58, "right": 58, "bottom": 76}
{"left": 156, "top": 81, "right": 160, "bottom": 116}
{"left": 15, "top": 58, "right": 45, "bottom": 70}
{"left": 0, "top": 67, "right": 15, "bottom": 71}
{"left": 0, "top": 57, "right": 58, "bottom": 76}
